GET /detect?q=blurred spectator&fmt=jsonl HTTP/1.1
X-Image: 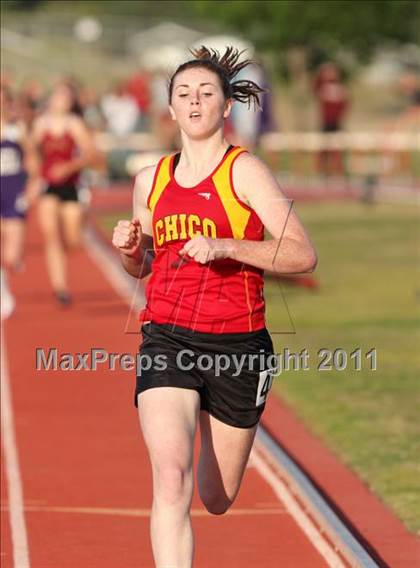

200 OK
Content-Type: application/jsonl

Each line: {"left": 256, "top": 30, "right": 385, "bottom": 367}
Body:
{"left": 259, "top": 70, "right": 277, "bottom": 136}
{"left": 150, "top": 70, "right": 179, "bottom": 150}
{"left": 398, "top": 70, "right": 420, "bottom": 111}
{"left": 313, "top": 62, "right": 349, "bottom": 175}
{"left": 125, "top": 68, "right": 152, "bottom": 131}
{"left": 77, "top": 84, "right": 108, "bottom": 186}
{"left": 313, "top": 62, "right": 349, "bottom": 131}
{"left": 381, "top": 69, "right": 420, "bottom": 177}
{"left": 79, "top": 85, "right": 106, "bottom": 131}
{"left": 101, "top": 81, "right": 139, "bottom": 137}
{"left": 229, "top": 61, "right": 276, "bottom": 150}
{"left": 0, "top": 67, "right": 14, "bottom": 90}
{"left": 18, "top": 77, "right": 46, "bottom": 128}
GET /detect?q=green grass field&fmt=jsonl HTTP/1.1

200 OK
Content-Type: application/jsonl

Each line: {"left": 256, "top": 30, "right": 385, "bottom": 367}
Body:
{"left": 97, "top": 201, "right": 420, "bottom": 533}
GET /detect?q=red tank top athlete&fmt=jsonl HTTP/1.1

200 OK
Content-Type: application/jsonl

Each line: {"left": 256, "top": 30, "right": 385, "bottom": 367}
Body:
{"left": 112, "top": 47, "right": 317, "bottom": 566}
{"left": 39, "top": 129, "right": 80, "bottom": 189}
{"left": 33, "top": 80, "right": 96, "bottom": 306}
{"left": 142, "top": 144, "right": 265, "bottom": 333}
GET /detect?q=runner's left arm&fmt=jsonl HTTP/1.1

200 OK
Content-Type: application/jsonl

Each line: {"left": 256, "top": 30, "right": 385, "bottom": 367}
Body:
{"left": 180, "top": 152, "right": 317, "bottom": 274}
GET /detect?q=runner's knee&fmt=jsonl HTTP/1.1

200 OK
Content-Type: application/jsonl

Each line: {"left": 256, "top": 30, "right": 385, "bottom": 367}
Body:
{"left": 2, "top": 252, "right": 19, "bottom": 271}
{"left": 40, "top": 222, "right": 60, "bottom": 241}
{"left": 153, "top": 464, "right": 193, "bottom": 507}
{"left": 64, "top": 236, "right": 81, "bottom": 250}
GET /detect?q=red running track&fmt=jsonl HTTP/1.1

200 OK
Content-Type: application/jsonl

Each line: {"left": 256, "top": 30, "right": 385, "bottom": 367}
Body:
{"left": 1, "top": 213, "right": 338, "bottom": 568}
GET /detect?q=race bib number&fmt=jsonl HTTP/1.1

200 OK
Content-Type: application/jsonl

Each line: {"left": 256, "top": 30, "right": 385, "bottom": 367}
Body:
{"left": 0, "top": 147, "right": 21, "bottom": 176}
{"left": 255, "top": 370, "right": 273, "bottom": 407}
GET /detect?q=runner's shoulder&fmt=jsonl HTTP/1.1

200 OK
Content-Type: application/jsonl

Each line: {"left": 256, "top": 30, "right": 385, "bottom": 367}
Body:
{"left": 134, "top": 163, "right": 159, "bottom": 207}
{"left": 232, "top": 150, "right": 279, "bottom": 201}
{"left": 32, "top": 114, "right": 48, "bottom": 136}
{"left": 234, "top": 150, "right": 272, "bottom": 177}
{"left": 67, "top": 114, "right": 89, "bottom": 134}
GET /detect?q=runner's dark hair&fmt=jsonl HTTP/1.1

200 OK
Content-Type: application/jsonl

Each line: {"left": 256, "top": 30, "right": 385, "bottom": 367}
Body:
{"left": 168, "top": 45, "right": 265, "bottom": 109}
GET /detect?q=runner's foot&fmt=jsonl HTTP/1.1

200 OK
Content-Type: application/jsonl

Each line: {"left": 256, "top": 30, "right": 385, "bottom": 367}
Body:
{"left": 1, "top": 269, "right": 16, "bottom": 319}
{"left": 54, "top": 290, "right": 72, "bottom": 307}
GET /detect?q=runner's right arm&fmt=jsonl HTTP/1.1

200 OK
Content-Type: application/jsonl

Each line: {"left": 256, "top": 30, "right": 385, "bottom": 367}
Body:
{"left": 112, "top": 165, "right": 155, "bottom": 279}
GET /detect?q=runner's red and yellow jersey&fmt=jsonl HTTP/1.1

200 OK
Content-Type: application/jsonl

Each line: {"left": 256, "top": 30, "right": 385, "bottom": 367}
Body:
{"left": 141, "top": 146, "right": 266, "bottom": 333}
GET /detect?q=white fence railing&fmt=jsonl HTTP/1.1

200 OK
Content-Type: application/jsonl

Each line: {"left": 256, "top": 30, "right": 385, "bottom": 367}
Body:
{"left": 94, "top": 131, "right": 420, "bottom": 182}
{"left": 94, "top": 131, "right": 420, "bottom": 153}
{"left": 260, "top": 132, "right": 420, "bottom": 152}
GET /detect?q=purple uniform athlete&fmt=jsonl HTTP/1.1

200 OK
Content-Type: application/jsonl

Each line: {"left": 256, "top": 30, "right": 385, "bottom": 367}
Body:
{"left": 0, "top": 123, "right": 28, "bottom": 219}
{"left": 1, "top": 86, "right": 40, "bottom": 319}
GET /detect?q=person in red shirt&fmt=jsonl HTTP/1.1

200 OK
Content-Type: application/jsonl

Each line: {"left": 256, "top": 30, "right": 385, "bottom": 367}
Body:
{"left": 125, "top": 68, "right": 151, "bottom": 131}
{"left": 33, "top": 80, "right": 96, "bottom": 305}
{"left": 313, "top": 62, "right": 349, "bottom": 175}
{"left": 113, "top": 46, "right": 317, "bottom": 566}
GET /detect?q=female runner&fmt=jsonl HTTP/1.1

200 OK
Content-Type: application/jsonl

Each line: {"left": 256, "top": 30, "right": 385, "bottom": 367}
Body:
{"left": 32, "top": 80, "right": 96, "bottom": 305}
{"left": 112, "top": 47, "right": 317, "bottom": 567}
{"left": 1, "top": 85, "right": 40, "bottom": 318}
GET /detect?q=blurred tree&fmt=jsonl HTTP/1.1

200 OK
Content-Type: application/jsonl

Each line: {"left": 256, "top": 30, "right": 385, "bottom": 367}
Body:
{"left": 4, "top": 0, "right": 419, "bottom": 56}
{"left": 2, "top": 0, "right": 45, "bottom": 9}
{"left": 3, "top": 0, "right": 419, "bottom": 65}
{"left": 2, "top": 0, "right": 198, "bottom": 19}
{"left": 189, "top": 0, "right": 420, "bottom": 62}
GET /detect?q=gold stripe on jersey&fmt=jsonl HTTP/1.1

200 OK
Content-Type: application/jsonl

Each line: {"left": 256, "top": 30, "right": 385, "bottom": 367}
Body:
{"left": 212, "top": 147, "right": 250, "bottom": 240}
{"left": 243, "top": 270, "right": 253, "bottom": 331}
{"left": 148, "top": 156, "right": 171, "bottom": 212}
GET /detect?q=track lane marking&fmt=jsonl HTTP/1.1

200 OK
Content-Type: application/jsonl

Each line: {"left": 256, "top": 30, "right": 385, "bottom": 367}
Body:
{"left": 1, "top": 328, "right": 31, "bottom": 568}
{"left": 1, "top": 505, "right": 286, "bottom": 518}
{"left": 251, "top": 446, "right": 348, "bottom": 568}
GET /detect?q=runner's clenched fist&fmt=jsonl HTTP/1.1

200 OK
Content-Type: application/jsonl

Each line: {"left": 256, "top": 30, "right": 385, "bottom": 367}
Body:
{"left": 112, "top": 218, "right": 142, "bottom": 258}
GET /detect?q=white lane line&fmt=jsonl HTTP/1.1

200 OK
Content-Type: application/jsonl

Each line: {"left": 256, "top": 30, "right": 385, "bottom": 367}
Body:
{"left": 83, "top": 225, "right": 348, "bottom": 568}
{"left": 1, "top": 504, "right": 286, "bottom": 518}
{"left": 1, "top": 327, "right": 31, "bottom": 568}
{"left": 83, "top": 225, "right": 146, "bottom": 308}
{"left": 256, "top": 428, "right": 376, "bottom": 567}
{"left": 83, "top": 226, "right": 146, "bottom": 334}
{"left": 251, "top": 447, "right": 347, "bottom": 568}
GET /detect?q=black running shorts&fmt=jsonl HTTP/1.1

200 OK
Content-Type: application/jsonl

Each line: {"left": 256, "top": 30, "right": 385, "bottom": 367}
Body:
{"left": 44, "top": 184, "right": 79, "bottom": 202}
{"left": 134, "top": 322, "right": 275, "bottom": 429}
